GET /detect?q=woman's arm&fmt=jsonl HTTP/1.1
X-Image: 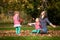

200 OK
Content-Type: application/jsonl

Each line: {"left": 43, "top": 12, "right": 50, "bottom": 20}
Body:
{"left": 46, "top": 18, "right": 56, "bottom": 28}
{"left": 49, "top": 23, "right": 56, "bottom": 28}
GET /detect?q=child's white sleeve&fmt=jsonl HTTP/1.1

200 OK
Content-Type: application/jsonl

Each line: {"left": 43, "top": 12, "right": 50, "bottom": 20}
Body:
{"left": 28, "top": 23, "right": 35, "bottom": 26}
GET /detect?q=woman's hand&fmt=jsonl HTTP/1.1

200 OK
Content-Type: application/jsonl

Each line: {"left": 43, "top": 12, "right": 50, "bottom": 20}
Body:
{"left": 50, "top": 23, "right": 56, "bottom": 28}
{"left": 52, "top": 25, "right": 56, "bottom": 28}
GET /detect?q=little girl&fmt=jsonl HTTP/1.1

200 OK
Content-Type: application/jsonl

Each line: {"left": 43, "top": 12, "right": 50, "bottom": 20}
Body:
{"left": 13, "top": 11, "right": 21, "bottom": 34}
{"left": 28, "top": 18, "right": 41, "bottom": 34}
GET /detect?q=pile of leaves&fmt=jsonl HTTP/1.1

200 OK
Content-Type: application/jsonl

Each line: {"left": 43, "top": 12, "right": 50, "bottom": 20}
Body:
{"left": 0, "top": 30, "right": 60, "bottom": 37}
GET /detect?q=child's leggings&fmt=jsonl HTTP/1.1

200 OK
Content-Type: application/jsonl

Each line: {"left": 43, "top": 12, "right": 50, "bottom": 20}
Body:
{"left": 32, "top": 29, "right": 40, "bottom": 34}
{"left": 16, "top": 26, "right": 21, "bottom": 34}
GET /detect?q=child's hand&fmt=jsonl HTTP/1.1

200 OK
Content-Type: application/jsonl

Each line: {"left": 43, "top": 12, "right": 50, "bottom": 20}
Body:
{"left": 28, "top": 23, "right": 32, "bottom": 26}
{"left": 28, "top": 23, "right": 35, "bottom": 26}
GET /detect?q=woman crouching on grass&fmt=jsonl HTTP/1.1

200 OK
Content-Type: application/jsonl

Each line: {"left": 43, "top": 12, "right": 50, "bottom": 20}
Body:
{"left": 39, "top": 11, "right": 56, "bottom": 33}
{"left": 13, "top": 11, "right": 21, "bottom": 35}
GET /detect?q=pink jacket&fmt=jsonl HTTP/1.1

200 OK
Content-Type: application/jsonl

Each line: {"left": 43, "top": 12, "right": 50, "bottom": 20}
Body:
{"left": 13, "top": 15, "right": 20, "bottom": 25}
{"left": 35, "top": 22, "right": 41, "bottom": 30}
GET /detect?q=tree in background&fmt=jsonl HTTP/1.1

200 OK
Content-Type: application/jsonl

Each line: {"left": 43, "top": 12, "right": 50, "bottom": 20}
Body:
{"left": 0, "top": 0, "right": 60, "bottom": 25}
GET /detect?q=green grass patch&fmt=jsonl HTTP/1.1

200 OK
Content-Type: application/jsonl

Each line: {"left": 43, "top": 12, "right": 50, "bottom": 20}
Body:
{"left": 0, "top": 23, "right": 60, "bottom": 30}
{"left": 0, "top": 26, "right": 60, "bottom": 30}
{"left": 48, "top": 26, "right": 60, "bottom": 30}
{"left": 0, "top": 36, "right": 60, "bottom": 40}
{"left": 0, "top": 27, "right": 34, "bottom": 30}
{"left": 0, "top": 23, "right": 13, "bottom": 27}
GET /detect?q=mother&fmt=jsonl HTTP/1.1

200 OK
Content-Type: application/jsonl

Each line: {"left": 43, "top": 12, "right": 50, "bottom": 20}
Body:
{"left": 40, "top": 11, "right": 56, "bottom": 33}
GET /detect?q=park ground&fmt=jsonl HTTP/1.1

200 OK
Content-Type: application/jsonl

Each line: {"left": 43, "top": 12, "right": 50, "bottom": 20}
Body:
{"left": 0, "top": 23, "right": 60, "bottom": 40}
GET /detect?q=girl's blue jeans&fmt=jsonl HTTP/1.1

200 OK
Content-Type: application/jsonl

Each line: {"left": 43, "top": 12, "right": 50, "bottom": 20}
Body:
{"left": 32, "top": 29, "right": 40, "bottom": 34}
{"left": 32, "top": 28, "right": 47, "bottom": 34}
{"left": 16, "top": 26, "right": 21, "bottom": 34}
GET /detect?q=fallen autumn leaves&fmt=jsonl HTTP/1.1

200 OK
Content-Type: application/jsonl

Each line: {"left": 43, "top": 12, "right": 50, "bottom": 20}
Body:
{"left": 0, "top": 30, "right": 60, "bottom": 37}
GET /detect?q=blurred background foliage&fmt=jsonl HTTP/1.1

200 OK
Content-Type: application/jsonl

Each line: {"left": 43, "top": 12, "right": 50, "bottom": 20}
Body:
{"left": 0, "top": 0, "right": 60, "bottom": 25}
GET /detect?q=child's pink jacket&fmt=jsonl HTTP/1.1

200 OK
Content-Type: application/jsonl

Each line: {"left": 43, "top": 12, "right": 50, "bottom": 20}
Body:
{"left": 13, "top": 15, "right": 20, "bottom": 25}
{"left": 35, "top": 22, "right": 41, "bottom": 30}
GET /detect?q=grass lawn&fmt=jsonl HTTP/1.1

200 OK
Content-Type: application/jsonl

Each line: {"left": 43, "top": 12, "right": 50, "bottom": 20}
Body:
{"left": 0, "top": 25, "right": 60, "bottom": 31}
{"left": 0, "top": 36, "right": 60, "bottom": 40}
{"left": 0, "top": 23, "right": 60, "bottom": 40}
